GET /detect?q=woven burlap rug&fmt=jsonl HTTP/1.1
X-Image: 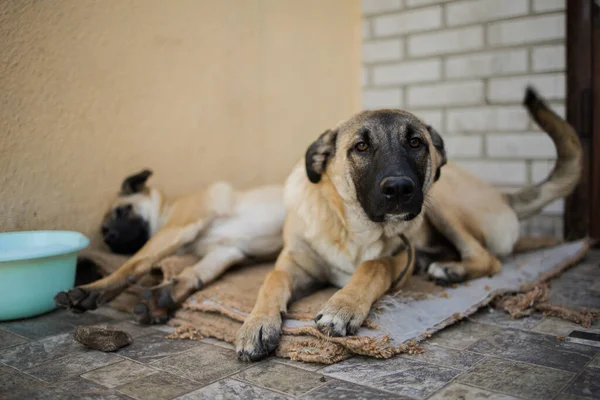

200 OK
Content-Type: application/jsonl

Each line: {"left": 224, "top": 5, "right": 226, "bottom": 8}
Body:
{"left": 77, "top": 238, "right": 592, "bottom": 364}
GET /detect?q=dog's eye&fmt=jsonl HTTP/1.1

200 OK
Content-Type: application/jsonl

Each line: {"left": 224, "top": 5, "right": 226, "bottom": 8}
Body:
{"left": 409, "top": 137, "right": 422, "bottom": 148}
{"left": 115, "top": 204, "right": 133, "bottom": 218}
{"left": 354, "top": 141, "right": 369, "bottom": 152}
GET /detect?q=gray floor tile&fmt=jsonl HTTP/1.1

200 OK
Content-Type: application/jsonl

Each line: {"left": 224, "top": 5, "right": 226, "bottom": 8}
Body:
{"left": 151, "top": 343, "right": 246, "bottom": 385}
{"left": 14, "top": 378, "right": 133, "bottom": 400}
{"left": 53, "top": 394, "right": 131, "bottom": 400}
{"left": 234, "top": 360, "right": 327, "bottom": 397}
{"left": 52, "top": 377, "right": 115, "bottom": 393}
{"left": 398, "top": 343, "right": 484, "bottom": 371}
{"left": 56, "top": 309, "right": 117, "bottom": 327}
{"left": 0, "top": 332, "right": 84, "bottom": 370}
{"left": 427, "top": 320, "right": 499, "bottom": 350}
{"left": 153, "top": 325, "right": 177, "bottom": 334}
{"left": 457, "top": 357, "right": 573, "bottom": 400}
{"left": 25, "top": 351, "right": 122, "bottom": 382}
{"left": 559, "top": 395, "right": 595, "bottom": 400}
{"left": 367, "top": 362, "right": 460, "bottom": 399}
{"left": 89, "top": 307, "right": 132, "bottom": 321}
{"left": 3, "top": 390, "right": 130, "bottom": 400}
{"left": 563, "top": 368, "right": 600, "bottom": 398}
{"left": 175, "top": 378, "right": 291, "bottom": 400}
{"left": 0, "top": 310, "right": 75, "bottom": 340}
{"left": 531, "top": 317, "right": 600, "bottom": 337}
{"left": 590, "top": 354, "right": 600, "bottom": 369}
{"left": 108, "top": 320, "right": 162, "bottom": 339}
{"left": 322, "top": 355, "right": 460, "bottom": 399}
{"left": 272, "top": 357, "right": 325, "bottom": 371}
{"left": 0, "top": 309, "right": 112, "bottom": 340}
{"left": 468, "top": 328, "right": 598, "bottom": 372}
{"left": 548, "top": 263, "right": 600, "bottom": 311}
{"left": 0, "top": 329, "right": 29, "bottom": 348}
{"left": 471, "top": 307, "right": 543, "bottom": 330}
{"left": 81, "top": 359, "right": 158, "bottom": 388}
{"left": 301, "top": 379, "right": 408, "bottom": 399}
{"left": 201, "top": 337, "right": 236, "bottom": 350}
{"left": 117, "top": 372, "right": 199, "bottom": 400}
{"left": 0, "top": 364, "right": 47, "bottom": 397}
{"left": 428, "top": 382, "right": 520, "bottom": 400}
{"left": 115, "top": 332, "right": 201, "bottom": 363}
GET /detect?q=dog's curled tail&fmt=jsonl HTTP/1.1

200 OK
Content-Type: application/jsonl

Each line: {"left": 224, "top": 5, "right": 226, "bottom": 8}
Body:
{"left": 505, "top": 86, "right": 582, "bottom": 220}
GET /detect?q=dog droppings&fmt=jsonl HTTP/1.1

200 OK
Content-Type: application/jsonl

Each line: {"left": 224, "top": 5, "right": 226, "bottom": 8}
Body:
{"left": 74, "top": 325, "right": 132, "bottom": 352}
{"left": 484, "top": 285, "right": 492, "bottom": 291}
{"left": 439, "top": 292, "right": 449, "bottom": 298}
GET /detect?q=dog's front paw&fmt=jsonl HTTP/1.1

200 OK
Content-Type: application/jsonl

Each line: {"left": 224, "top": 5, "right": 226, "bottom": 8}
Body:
{"left": 315, "top": 293, "right": 369, "bottom": 337}
{"left": 427, "top": 262, "right": 467, "bottom": 285}
{"left": 236, "top": 313, "right": 282, "bottom": 362}
{"left": 54, "top": 287, "right": 106, "bottom": 313}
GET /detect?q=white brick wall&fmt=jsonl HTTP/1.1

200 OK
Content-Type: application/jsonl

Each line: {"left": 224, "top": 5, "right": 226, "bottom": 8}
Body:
{"left": 413, "top": 110, "right": 444, "bottom": 130}
{"left": 446, "top": 106, "right": 529, "bottom": 132}
{"left": 408, "top": 26, "right": 483, "bottom": 57}
{"left": 445, "top": 49, "right": 528, "bottom": 79}
{"left": 533, "top": 0, "right": 565, "bottom": 13}
{"left": 408, "top": 81, "right": 484, "bottom": 107}
{"left": 446, "top": 0, "right": 528, "bottom": 27}
{"left": 532, "top": 45, "right": 565, "bottom": 72}
{"left": 363, "top": 39, "right": 403, "bottom": 63}
{"left": 487, "top": 73, "right": 565, "bottom": 103}
{"left": 486, "top": 133, "right": 557, "bottom": 158}
{"left": 373, "top": 7, "right": 442, "bottom": 37}
{"left": 361, "top": 0, "right": 403, "bottom": 15}
{"left": 373, "top": 59, "right": 441, "bottom": 85}
{"left": 361, "top": 0, "right": 566, "bottom": 237}
{"left": 363, "top": 88, "right": 403, "bottom": 109}
{"left": 488, "top": 14, "right": 564, "bottom": 46}
{"left": 444, "top": 135, "right": 482, "bottom": 157}
{"left": 406, "top": 0, "right": 453, "bottom": 7}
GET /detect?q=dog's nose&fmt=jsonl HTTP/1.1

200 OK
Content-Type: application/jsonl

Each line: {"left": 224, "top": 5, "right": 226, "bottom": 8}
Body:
{"left": 380, "top": 177, "right": 414, "bottom": 200}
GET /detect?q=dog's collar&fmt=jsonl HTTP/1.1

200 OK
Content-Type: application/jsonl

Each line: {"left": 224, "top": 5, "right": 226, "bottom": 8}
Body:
{"left": 391, "top": 233, "right": 413, "bottom": 289}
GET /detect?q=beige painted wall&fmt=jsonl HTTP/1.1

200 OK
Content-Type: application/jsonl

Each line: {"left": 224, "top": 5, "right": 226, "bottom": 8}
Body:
{"left": 0, "top": 0, "right": 360, "bottom": 241}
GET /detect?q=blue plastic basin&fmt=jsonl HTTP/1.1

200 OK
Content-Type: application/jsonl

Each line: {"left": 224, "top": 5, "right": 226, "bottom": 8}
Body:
{"left": 0, "top": 231, "right": 89, "bottom": 321}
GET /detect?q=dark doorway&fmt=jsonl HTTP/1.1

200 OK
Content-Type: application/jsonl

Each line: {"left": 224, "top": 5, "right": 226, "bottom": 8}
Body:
{"left": 564, "top": 0, "right": 600, "bottom": 242}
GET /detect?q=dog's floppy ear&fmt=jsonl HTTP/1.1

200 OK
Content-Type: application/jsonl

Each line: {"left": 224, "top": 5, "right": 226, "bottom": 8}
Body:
{"left": 427, "top": 126, "right": 447, "bottom": 182}
{"left": 121, "top": 169, "right": 153, "bottom": 195}
{"left": 305, "top": 129, "right": 338, "bottom": 184}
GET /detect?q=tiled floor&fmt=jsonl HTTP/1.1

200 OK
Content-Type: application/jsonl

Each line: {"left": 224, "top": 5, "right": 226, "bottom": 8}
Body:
{"left": 1, "top": 251, "right": 599, "bottom": 400}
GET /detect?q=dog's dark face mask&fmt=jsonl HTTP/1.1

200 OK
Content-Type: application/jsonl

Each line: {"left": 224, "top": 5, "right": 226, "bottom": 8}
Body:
{"left": 101, "top": 169, "right": 153, "bottom": 255}
{"left": 305, "top": 110, "right": 446, "bottom": 223}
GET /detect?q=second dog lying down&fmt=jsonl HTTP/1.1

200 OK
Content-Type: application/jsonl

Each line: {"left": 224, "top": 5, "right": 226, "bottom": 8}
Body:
{"left": 55, "top": 171, "right": 285, "bottom": 323}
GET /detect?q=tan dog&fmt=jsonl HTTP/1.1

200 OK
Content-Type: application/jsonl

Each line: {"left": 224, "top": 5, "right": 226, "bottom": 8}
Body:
{"left": 55, "top": 170, "right": 285, "bottom": 323}
{"left": 235, "top": 87, "right": 582, "bottom": 361}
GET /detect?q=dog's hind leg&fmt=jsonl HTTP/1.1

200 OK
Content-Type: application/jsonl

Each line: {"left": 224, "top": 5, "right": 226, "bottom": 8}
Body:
{"left": 132, "top": 246, "right": 247, "bottom": 324}
{"left": 425, "top": 209, "right": 501, "bottom": 285}
{"left": 55, "top": 219, "right": 213, "bottom": 313}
